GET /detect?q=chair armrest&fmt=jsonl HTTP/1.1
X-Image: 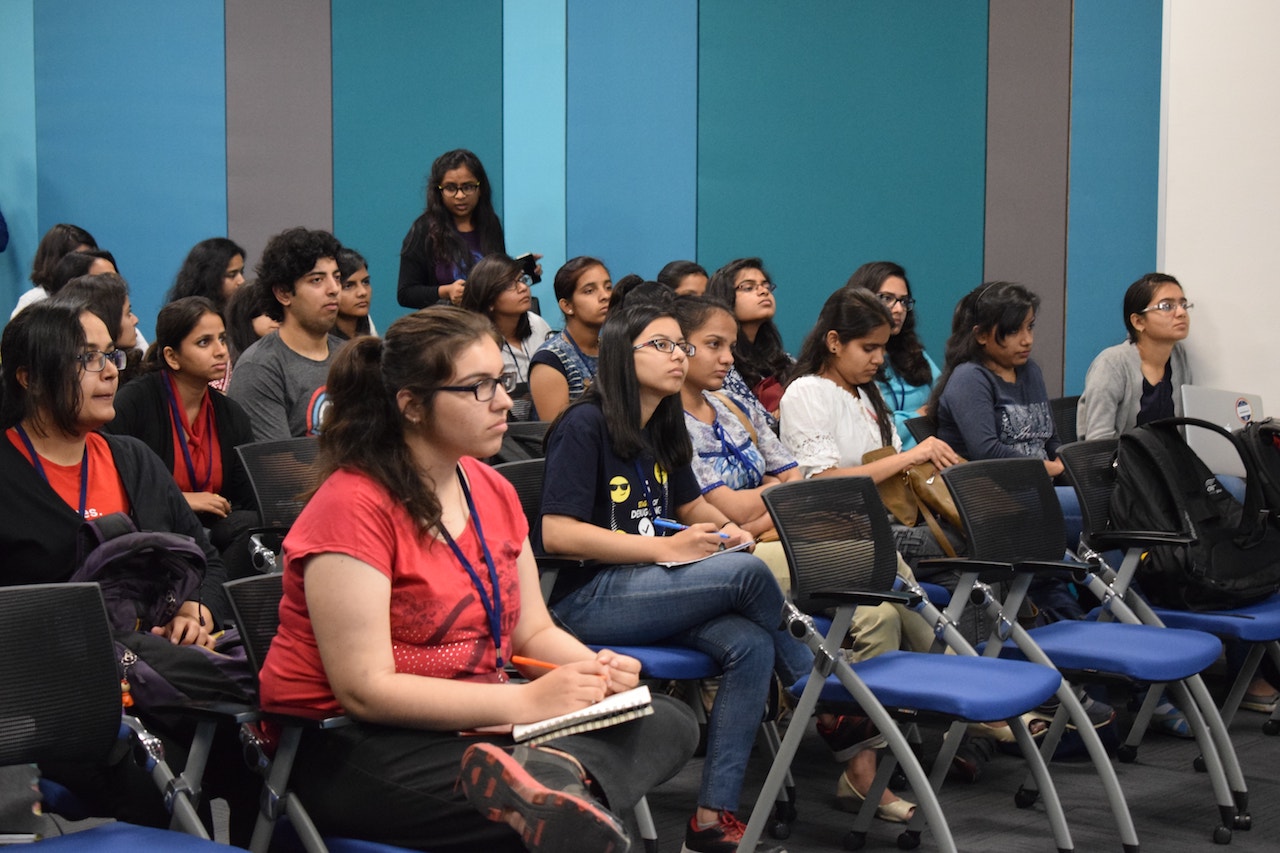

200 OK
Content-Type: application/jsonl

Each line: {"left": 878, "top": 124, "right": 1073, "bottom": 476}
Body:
{"left": 260, "top": 704, "right": 352, "bottom": 731}
{"left": 1014, "top": 559, "right": 1091, "bottom": 581}
{"left": 916, "top": 557, "right": 1016, "bottom": 583}
{"left": 1086, "top": 530, "right": 1196, "bottom": 551}
{"left": 155, "top": 698, "right": 261, "bottom": 725}
{"left": 800, "top": 589, "right": 920, "bottom": 609}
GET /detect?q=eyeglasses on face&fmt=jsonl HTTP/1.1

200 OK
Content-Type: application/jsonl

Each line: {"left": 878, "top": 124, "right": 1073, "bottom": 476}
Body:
{"left": 432, "top": 372, "right": 518, "bottom": 402}
{"left": 734, "top": 279, "right": 776, "bottom": 294}
{"left": 438, "top": 182, "right": 481, "bottom": 197}
{"left": 1138, "top": 299, "right": 1194, "bottom": 314}
{"left": 504, "top": 274, "right": 534, "bottom": 291}
{"left": 877, "top": 292, "right": 916, "bottom": 311}
{"left": 633, "top": 339, "right": 696, "bottom": 357}
{"left": 77, "top": 349, "right": 127, "bottom": 372}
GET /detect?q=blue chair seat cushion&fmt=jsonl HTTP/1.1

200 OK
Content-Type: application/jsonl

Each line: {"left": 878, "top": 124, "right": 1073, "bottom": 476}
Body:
{"left": 1150, "top": 594, "right": 1280, "bottom": 642}
{"left": 31, "top": 822, "right": 240, "bottom": 851}
{"left": 990, "top": 622, "right": 1222, "bottom": 682}
{"left": 792, "top": 651, "right": 1060, "bottom": 722}
{"left": 587, "top": 644, "right": 722, "bottom": 680}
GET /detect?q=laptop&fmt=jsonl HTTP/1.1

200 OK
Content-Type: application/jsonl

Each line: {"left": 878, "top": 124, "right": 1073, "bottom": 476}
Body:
{"left": 1180, "top": 385, "right": 1265, "bottom": 478}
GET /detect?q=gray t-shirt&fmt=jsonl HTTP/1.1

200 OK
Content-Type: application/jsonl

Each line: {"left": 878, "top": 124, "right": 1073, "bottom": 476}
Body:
{"left": 228, "top": 330, "right": 343, "bottom": 441}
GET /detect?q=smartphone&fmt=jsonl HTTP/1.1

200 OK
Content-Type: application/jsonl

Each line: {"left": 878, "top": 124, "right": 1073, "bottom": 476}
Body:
{"left": 515, "top": 252, "right": 541, "bottom": 285}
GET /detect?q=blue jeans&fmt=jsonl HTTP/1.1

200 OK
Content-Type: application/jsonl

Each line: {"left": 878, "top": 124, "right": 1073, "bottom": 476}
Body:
{"left": 550, "top": 551, "right": 811, "bottom": 813}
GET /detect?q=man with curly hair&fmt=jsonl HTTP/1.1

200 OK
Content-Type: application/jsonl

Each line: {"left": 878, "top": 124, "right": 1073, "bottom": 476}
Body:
{"left": 229, "top": 228, "right": 344, "bottom": 440}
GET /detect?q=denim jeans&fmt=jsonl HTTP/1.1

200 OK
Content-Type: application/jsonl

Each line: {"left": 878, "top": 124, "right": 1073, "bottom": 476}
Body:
{"left": 551, "top": 551, "right": 811, "bottom": 812}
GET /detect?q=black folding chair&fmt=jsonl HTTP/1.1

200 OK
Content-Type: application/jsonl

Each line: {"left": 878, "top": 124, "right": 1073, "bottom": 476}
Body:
{"left": 0, "top": 583, "right": 224, "bottom": 849}
{"left": 738, "top": 476, "right": 1069, "bottom": 853}
{"left": 1049, "top": 395, "right": 1081, "bottom": 445}
{"left": 235, "top": 437, "right": 321, "bottom": 572}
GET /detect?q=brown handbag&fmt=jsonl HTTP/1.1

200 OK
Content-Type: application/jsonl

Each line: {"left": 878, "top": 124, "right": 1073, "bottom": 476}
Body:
{"left": 862, "top": 447, "right": 965, "bottom": 557}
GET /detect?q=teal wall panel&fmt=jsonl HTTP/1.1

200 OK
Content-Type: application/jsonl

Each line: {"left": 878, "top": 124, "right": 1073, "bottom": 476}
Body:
{"left": 697, "top": 1, "right": 988, "bottom": 355}
{"left": 331, "top": 0, "right": 504, "bottom": 333}
{"left": 1065, "top": 0, "right": 1163, "bottom": 394}
{"left": 503, "top": 0, "right": 567, "bottom": 315}
{"left": 33, "top": 0, "right": 227, "bottom": 340}
{"left": 566, "top": 0, "right": 699, "bottom": 283}
{"left": 0, "top": 0, "right": 37, "bottom": 315}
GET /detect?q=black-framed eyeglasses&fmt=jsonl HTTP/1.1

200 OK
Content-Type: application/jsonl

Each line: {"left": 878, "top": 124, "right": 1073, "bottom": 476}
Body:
{"left": 633, "top": 339, "right": 696, "bottom": 357}
{"left": 734, "top": 279, "right": 776, "bottom": 294}
{"left": 1138, "top": 299, "right": 1194, "bottom": 314}
{"left": 877, "top": 292, "right": 916, "bottom": 311}
{"left": 432, "top": 372, "right": 518, "bottom": 402}
{"left": 438, "top": 182, "right": 481, "bottom": 197}
{"left": 504, "top": 274, "right": 534, "bottom": 291}
{"left": 76, "top": 349, "right": 127, "bottom": 372}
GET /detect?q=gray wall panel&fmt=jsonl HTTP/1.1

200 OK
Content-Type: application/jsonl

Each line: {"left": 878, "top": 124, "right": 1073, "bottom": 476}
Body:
{"left": 984, "top": 0, "right": 1073, "bottom": 395}
{"left": 225, "top": 0, "right": 333, "bottom": 273}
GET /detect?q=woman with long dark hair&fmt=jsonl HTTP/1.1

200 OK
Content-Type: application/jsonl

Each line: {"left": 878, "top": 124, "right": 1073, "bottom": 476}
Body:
{"left": 461, "top": 253, "right": 553, "bottom": 421}
{"left": 847, "top": 261, "right": 939, "bottom": 448}
{"left": 257, "top": 305, "right": 696, "bottom": 851}
{"left": 538, "top": 297, "right": 827, "bottom": 849}
{"left": 166, "top": 237, "right": 247, "bottom": 311}
{"left": 528, "top": 256, "right": 612, "bottom": 421}
{"left": 397, "top": 149, "right": 539, "bottom": 308}
{"left": 104, "top": 296, "right": 258, "bottom": 580}
{"left": 706, "top": 257, "right": 793, "bottom": 427}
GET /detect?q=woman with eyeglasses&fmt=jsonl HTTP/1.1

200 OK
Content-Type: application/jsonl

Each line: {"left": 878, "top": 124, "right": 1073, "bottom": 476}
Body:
{"left": 847, "top": 261, "right": 940, "bottom": 449}
{"left": 539, "top": 293, "right": 817, "bottom": 850}
{"left": 103, "top": 296, "right": 259, "bottom": 580}
{"left": 780, "top": 287, "right": 962, "bottom": 564}
{"left": 257, "top": 305, "right": 697, "bottom": 852}
{"left": 1077, "top": 273, "right": 1194, "bottom": 441}
{"left": 462, "top": 253, "right": 553, "bottom": 422}
{"left": 528, "top": 256, "right": 612, "bottom": 421}
{"left": 0, "top": 300, "right": 231, "bottom": 636}
{"left": 397, "top": 149, "right": 540, "bottom": 309}
{"left": 706, "top": 257, "right": 793, "bottom": 428}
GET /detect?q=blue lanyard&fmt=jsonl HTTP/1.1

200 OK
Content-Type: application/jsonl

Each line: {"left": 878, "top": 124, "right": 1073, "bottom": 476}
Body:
{"left": 164, "top": 373, "right": 214, "bottom": 492}
{"left": 15, "top": 424, "right": 88, "bottom": 517}
{"left": 633, "top": 458, "right": 668, "bottom": 527}
{"left": 886, "top": 370, "right": 907, "bottom": 411}
{"left": 437, "top": 468, "right": 504, "bottom": 669}
{"left": 710, "top": 417, "right": 762, "bottom": 485}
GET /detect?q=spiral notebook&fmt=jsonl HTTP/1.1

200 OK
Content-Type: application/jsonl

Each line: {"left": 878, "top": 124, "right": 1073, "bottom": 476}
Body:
{"left": 512, "top": 685, "right": 653, "bottom": 746}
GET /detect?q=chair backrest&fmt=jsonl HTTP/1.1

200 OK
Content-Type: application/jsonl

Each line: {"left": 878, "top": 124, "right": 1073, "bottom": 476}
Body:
{"left": 493, "top": 458, "right": 546, "bottom": 529}
{"left": 905, "top": 416, "right": 936, "bottom": 444}
{"left": 1057, "top": 438, "right": 1121, "bottom": 543}
{"left": 236, "top": 437, "right": 322, "bottom": 529}
{"left": 1049, "top": 395, "right": 1082, "bottom": 445}
{"left": 0, "top": 583, "right": 122, "bottom": 766}
{"left": 761, "top": 476, "right": 900, "bottom": 608}
{"left": 941, "top": 458, "right": 1064, "bottom": 563}
{"left": 225, "top": 573, "right": 285, "bottom": 674}
{"left": 488, "top": 421, "right": 550, "bottom": 465}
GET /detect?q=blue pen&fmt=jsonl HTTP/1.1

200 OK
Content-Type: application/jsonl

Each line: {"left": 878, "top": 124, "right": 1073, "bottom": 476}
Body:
{"left": 654, "top": 517, "right": 731, "bottom": 539}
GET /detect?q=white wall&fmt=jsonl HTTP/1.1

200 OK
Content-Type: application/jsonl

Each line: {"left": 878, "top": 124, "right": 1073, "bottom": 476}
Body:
{"left": 1160, "top": 0, "right": 1280, "bottom": 410}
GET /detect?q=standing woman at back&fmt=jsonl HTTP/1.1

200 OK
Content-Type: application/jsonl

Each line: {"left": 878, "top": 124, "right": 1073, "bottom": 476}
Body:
{"left": 398, "top": 149, "right": 535, "bottom": 308}
{"left": 847, "top": 261, "right": 940, "bottom": 449}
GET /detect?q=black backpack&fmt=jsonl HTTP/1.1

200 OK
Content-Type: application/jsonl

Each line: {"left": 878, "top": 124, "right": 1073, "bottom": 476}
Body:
{"left": 1235, "top": 417, "right": 1280, "bottom": 529}
{"left": 1109, "top": 417, "right": 1280, "bottom": 610}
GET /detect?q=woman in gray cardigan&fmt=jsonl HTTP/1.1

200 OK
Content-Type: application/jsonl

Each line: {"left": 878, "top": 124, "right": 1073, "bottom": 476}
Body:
{"left": 1077, "top": 273, "right": 1193, "bottom": 440}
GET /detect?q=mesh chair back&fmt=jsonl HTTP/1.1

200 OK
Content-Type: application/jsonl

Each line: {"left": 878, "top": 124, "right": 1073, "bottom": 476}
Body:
{"left": 225, "top": 574, "right": 284, "bottom": 674}
{"left": 489, "top": 421, "right": 550, "bottom": 464}
{"left": 761, "top": 476, "right": 899, "bottom": 607}
{"left": 1049, "top": 395, "right": 1082, "bottom": 445}
{"left": 904, "top": 416, "right": 936, "bottom": 444}
{"left": 941, "top": 458, "right": 1065, "bottom": 562}
{"left": 1057, "top": 439, "right": 1120, "bottom": 541}
{"left": 493, "top": 458, "right": 546, "bottom": 527}
{"left": 0, "top": 583, "right": 122, "bottom": 766}
{"left": 236, "top": 437, "right": 322, "bottom": 529}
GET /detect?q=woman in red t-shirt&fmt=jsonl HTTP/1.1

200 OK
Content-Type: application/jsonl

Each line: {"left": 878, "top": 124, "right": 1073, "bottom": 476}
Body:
{"left": 258, "top": 305, "right": 696, "bottom": 852}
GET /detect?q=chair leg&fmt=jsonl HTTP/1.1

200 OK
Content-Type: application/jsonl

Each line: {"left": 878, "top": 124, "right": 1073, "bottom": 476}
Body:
{"left": 1219, "top": 643, "right": 1266, "bottom": 728}
{"left": 1168, "top": 678, "right": 1245, "bottom": 839}
{"left": 633, "top": 796, "right": 658, "bottom": 853}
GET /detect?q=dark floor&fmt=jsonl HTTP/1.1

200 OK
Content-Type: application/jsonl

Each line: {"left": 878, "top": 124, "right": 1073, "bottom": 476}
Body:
{"left": 641, "top": 694, "right": 1280, "bottom": 853}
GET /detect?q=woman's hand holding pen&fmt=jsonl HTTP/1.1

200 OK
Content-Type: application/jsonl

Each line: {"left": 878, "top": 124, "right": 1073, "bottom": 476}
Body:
{"left": 657, "top": 522, "right": 728, "bottom": 562}
{"left": 514, "top": 658, "right": 611, "bottom": 721}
